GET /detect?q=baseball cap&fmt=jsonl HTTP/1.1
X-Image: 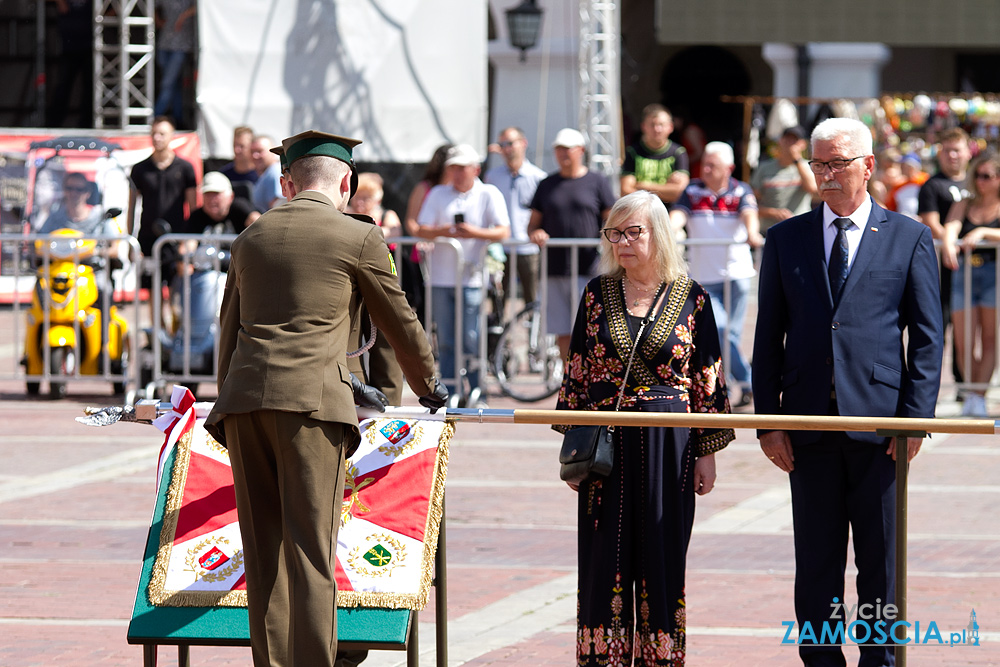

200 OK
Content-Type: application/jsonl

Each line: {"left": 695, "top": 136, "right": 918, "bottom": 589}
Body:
{"left": 901, "top": 152, "right": 922, "bottom": 168}
{"left": 444, "top": 144, "right": 481, "bottom": 167}
{"left": 201, "top": 171, "right": 233, "bottom": 194}
{"left": 552, "top": 128, "right": 586, "bottom": 148}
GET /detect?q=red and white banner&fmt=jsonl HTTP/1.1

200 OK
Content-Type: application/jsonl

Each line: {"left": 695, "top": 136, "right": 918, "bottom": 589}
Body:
{"left": 147, "top": 390, "right": 452, "bottom": 610}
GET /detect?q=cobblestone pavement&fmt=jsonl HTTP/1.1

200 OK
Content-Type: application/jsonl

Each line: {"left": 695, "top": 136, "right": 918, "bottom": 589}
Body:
{"left": 1, "top": 374, "right": 997, "bottom": 667}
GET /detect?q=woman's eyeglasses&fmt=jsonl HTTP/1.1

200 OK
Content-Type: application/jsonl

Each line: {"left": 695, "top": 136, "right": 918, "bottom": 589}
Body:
{"left": 602, "top": 226, "right": 645, "bottom": 243}
{"left": 975, "top": 172, "right": 999, "bottom": 181}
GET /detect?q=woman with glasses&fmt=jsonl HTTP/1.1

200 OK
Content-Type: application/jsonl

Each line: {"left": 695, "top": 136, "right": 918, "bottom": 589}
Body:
{"left": 941, "top": 152, "right": 1000, "bottom": 417}
{"left": 555, "top": 190, "right": 734, "bottom": 666}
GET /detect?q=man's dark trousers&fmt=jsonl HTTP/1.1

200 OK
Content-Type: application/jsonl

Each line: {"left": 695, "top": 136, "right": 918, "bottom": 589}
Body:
{"left": 791, "top": 429, "right": 897, "bottom": 667}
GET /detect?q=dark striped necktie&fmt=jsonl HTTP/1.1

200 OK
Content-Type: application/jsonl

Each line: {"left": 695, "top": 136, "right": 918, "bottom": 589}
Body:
{"left": 828, "top": 217, "right": 852, "bottom": 304}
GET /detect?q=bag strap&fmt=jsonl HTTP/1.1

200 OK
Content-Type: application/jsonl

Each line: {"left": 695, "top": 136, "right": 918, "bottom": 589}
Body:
{"left": 610, "top": 280, "right": 666, "bottom": 428}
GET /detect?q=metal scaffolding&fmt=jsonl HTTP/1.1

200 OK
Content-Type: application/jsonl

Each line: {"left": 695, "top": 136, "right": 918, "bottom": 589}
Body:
{"left": 577, "top": 0, "right": 621, "bottom": 191}
{"left": 94, "top": 0, "right": 155, "bottom": 130}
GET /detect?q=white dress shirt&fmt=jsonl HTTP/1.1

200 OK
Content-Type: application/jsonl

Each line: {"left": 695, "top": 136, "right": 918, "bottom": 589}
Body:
{"left": 822, "top": 195, "right": 873, "bottom": 269}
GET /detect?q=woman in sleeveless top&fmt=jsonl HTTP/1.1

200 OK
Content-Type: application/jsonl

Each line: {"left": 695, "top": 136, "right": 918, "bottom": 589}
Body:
{"left": 942, "top": 152, "right": 1000, "bottom": 417}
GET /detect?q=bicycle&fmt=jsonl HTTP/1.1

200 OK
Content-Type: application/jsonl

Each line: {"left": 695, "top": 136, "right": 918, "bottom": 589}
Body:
{"left": 491, "top": 299, "right": 564, "bottom": 402}
{"left": 436, "top": 249, "right": 564, "bottom": 406}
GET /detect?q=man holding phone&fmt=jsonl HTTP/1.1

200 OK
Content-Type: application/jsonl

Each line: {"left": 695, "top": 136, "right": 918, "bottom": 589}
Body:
{"left": 415, "top": 144, "right": 510, "bottom": 400}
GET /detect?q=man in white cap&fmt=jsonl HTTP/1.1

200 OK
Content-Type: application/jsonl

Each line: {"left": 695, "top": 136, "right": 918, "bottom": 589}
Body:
{"left": 183, "top": 171, "right": 259, "bottom": 235}
{"left": 528, "top": 128, "right": 616, "bottom": 357}
{"left": 415, "top": 143, "right": 510, "bottom": 401}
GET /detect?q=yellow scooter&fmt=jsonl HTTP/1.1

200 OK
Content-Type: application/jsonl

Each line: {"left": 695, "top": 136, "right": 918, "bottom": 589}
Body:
{"left": 23, "top": 228, "right": 130, "bottom": 398}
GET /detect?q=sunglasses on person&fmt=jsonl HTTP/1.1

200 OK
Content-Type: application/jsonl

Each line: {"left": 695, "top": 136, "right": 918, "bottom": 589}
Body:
{"left": 975, "top": 172, "right": 999, "bottom": 180}
{"left": 64, "top": 185, "right": 89, "bottom": 193}
{"left": 602, "top": 226, "right": 646, "bottom": 243}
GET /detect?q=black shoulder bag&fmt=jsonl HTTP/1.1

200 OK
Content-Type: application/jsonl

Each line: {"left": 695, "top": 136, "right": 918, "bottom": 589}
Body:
{"left": 558, "top": 281, "right": 666, "bottom": 484}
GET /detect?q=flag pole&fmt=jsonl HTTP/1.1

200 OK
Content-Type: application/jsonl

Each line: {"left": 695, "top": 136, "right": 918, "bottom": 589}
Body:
{"left": 83, "top": 401, "right": 999, "bottom": 436}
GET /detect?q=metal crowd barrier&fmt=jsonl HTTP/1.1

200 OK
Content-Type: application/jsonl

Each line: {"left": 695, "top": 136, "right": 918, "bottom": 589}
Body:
{"left": 22, "top": 228, "right": 982, "bottom": 414}
{"left": 0, "top": 233, "right": 142, "bottom": 397}
{"left": 0, "top": 230, "right": 757, "bottom": 405}
{"left": 391, "top": 236, "right": 605, "bottom": 401}
{"left": 145, "top": 233, "right": 237, "bottom": 397}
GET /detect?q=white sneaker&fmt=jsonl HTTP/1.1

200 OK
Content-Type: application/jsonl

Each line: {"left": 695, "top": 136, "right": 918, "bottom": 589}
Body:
{"left": 964, "top": 394, "right": 988, "bottom": 418}
{"left": 975, "top": 394, "right": 990, "bottom": 418}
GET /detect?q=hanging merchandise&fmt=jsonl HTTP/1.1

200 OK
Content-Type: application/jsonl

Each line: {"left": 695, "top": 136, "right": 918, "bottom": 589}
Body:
{"left": 831, "top": 99, "right": 860, "bottom": 121}
{"left": 726, "top": 92, "right": 1000, "bottom": 181}
{"left": 765, "top": 98, "right": 800, "bottom": 141}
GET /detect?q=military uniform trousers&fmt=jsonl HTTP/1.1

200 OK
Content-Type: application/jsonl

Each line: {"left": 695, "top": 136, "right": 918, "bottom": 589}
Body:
{"left": 225, "top": 410, "right": 349, "bottom": 667}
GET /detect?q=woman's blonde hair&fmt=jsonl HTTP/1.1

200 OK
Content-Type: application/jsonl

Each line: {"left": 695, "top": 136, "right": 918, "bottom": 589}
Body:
{"left": 965, "top": 151, "right": 1000, "bottom": 206}
{"left": 354, "top": 172, "right": 384, "bottom": 200}
{"left": 597, "top": 190, "right": 687, "bottom": 282}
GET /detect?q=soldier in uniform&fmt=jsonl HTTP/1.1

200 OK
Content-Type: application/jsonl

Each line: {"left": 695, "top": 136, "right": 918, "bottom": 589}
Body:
{"left": 206, "top": 130, "right": 447, "bottom": 667}
{"left": 270, "top": 143, "right": 404, "bottom": 406}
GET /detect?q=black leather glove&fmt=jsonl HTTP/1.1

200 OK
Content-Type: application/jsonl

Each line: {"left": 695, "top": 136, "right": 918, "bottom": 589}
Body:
{"left": 350, "top": 372, "right": 389, "bottom": 412}
{"left": 418, "top": 378, "right": 449, "bottom": 413}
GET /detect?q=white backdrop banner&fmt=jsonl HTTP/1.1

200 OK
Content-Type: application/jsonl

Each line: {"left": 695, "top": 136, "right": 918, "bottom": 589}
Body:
{"left": 197, "top": 0, "right": 487, "bottom": 162}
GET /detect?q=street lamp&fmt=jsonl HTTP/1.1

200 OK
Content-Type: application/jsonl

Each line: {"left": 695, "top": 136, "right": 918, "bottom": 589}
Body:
{"left": 505, "top": 0, "right": 544, "bottom": 62}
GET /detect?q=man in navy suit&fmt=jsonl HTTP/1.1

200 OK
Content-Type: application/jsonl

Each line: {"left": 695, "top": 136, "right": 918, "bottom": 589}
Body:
{"left": 752, "top": 117, "right": 943, "bottom": 667}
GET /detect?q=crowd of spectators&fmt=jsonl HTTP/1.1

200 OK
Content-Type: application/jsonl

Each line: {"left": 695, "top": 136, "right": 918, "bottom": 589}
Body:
{"left": 108, "top": 107, "right": 994, "bottom": 410}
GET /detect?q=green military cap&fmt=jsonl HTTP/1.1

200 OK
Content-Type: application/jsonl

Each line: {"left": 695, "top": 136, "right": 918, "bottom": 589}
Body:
{"left": 269, "top": 144, "right": 288, "bottom": 172}
{"left": 281, "top": 129, "right": 362, "bottom": 195}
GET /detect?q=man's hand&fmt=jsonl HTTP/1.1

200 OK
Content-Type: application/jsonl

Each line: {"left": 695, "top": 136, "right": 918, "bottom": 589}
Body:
{"left": 887, "top": 436, "right": 922, "bottom": 463}
{"left": 418, "top": 378, "right": 449, "bottom": 413}
{"left": 760, "top": 430, "right": 794, "bottom": 472}
{"left": 452, "top": 222, "right": 481, "bottom": 239}
{"left": 350, "top": 373, "right": 389, "bottom": 412}
{"left": 529, "top": 228, "right": 549, "bottom": 246}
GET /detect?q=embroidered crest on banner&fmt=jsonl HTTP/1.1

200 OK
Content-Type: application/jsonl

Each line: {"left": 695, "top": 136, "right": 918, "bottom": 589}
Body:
{"left": 184, "top": 536, "right": 244, "bottom": 583}
{"left": 347, "top": 533, "right": 406, "bottom": 578}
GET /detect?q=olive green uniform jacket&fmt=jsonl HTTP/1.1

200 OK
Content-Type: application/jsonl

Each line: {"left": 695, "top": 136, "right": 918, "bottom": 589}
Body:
{"left": 205, "top": 190, "right": 435, "bottom": 445}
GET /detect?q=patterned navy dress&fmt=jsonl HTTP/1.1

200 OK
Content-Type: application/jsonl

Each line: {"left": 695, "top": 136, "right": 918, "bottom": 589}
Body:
{"left": 556, "top": 274, "right": 734, "bottom": 667}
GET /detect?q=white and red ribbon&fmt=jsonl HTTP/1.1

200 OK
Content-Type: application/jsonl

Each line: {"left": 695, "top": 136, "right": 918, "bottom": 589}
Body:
{"left": 153, "top": 385, "right": 198, "bottom": 488}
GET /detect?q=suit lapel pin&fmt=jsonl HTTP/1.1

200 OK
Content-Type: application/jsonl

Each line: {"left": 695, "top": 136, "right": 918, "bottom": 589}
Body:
{"left": 870, "top": 226, "right": 879, "bottom": 232}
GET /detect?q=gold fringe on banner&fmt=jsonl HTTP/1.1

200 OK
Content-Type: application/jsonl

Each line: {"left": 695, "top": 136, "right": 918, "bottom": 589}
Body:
{"left": 148, "top": 428, "right": 248, "bottom": 607}
{"left": 337, "top": 420, "right": 454, "bottom": 610}
{"left": 147, "top": 419, "right": 455, "bottom": 610}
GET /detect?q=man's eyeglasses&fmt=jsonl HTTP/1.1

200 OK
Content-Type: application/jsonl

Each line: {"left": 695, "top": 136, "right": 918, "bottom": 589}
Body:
{"left": 498, "top": 141, "right": 515, "bottom": 148}
{"left": 807, "top": 156, "right": 866, "bottom": 174}
{"left": 64, "top": 186, "right": 89, "bottom": 193}
{"left": 602, "top": 226, "right": 645, "bottom": 243}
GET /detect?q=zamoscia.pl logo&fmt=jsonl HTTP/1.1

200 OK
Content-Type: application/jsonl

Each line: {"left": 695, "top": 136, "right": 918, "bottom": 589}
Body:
{"left": 780, "top": 598, "right": 980, "bottom": 647}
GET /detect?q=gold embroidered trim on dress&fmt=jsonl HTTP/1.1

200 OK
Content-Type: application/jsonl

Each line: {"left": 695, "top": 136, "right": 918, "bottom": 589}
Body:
{"left": 602, "top": 275, "right": 692, "bottom": 388}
